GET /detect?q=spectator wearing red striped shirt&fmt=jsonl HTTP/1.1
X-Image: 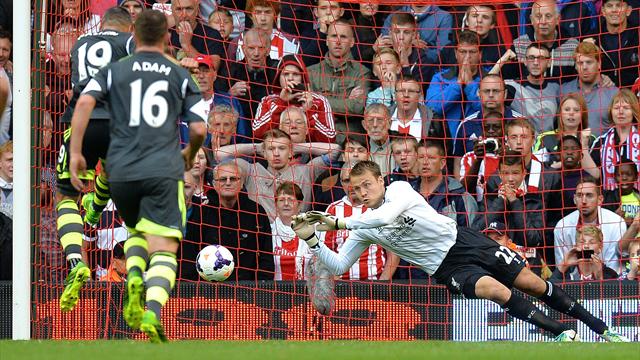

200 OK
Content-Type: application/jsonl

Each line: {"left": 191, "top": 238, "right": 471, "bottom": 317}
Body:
{"left": 271, "top": 182, "right": 312, "bottom": 280}
{"left": 320, "top": 163, "right": 398, "bottom": 280}
{"left": 227, "top": 0, "right": 299, "bottom": 62}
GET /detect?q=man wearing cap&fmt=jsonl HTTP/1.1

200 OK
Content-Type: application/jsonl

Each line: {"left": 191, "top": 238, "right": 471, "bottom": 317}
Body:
{"left": 119, "top": 0, "right": 144, "bottom": 21}
{"left": 483, "top": 222, "right": 526, "bottom": 262}
{"left": 482, "top": 221, "right": 551, "bottom": 278}
{"left": 192, "top": 55, "right": 242, "bottom": 121}
{"left": 181, "top": 54, "right": 247, "bottom": 144}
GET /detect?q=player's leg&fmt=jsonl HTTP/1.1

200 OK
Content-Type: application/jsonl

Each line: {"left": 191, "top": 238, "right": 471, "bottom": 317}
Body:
{"left": 56, "top": 191, "right": 91, "bottom": 312}
{"left": 122, "top": 231, "right": 148, "bottom": 330}
{"left": 56, "top": 128, "right": 92, "bottom": 312}
{"left": 135, "top": 178, "right": 186, "bottom": 343}
{"left": 472, "top": 274, "right": 575, "bottom": 340}
{"left": 436, "top": 228, "right": 577, "bottom": 341}
{"left": 513, "top": 267, "right": 630, "bottom": 342}
{"left": 141, "top": 235, "right": 179, "bottom": 343}
{"left": 81, "top": 121, "right": 112, "bottom": 226}
{"left": 82, "top": 164, "right": 110, "bottom": 226}
{"left": 109, "top": 180, "right": 148, "bottom": 329}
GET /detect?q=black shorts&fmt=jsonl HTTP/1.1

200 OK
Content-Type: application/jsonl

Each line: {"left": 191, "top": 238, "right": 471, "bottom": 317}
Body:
{"left": 110, "top": 178, "right": 186, "bottom": 240}
{"left": 56, "top": 120, "right": 110, "bottom": 197}
{"left": 433, "top": 227, "right": 527, "bottom": 299}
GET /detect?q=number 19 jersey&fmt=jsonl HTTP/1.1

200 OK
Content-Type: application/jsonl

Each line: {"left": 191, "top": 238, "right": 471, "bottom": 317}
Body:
{"left": 82, "top": 51, "right": 207, "bottom": 182}
{"left": 62, "top": 30, "right": 134, "bottom": 122}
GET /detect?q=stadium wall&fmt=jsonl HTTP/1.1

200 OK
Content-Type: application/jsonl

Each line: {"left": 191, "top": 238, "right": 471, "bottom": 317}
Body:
{"left": 2, "top": 281, "right": 638, "bottom": 341}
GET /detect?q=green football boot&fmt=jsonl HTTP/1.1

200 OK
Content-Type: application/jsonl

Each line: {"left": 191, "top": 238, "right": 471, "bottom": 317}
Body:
{"left": 140, "top": 310, "right": 168, "bottom": 343}
{"left": 81, "top": 192, "right": 100, "bottom": 226}
{"left": 601, "top": 329, "right": 630, "bottom": 342}
{"left": 123, "top": 273, "right": 145, "bottom": 330}
{"left": 59, "top": 261, "right": 90, "bottom": 312}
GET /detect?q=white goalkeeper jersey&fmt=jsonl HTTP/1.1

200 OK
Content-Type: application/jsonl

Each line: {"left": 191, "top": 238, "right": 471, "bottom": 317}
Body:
{"left": 313, "top": 181, "right": 458, "bottom": 275}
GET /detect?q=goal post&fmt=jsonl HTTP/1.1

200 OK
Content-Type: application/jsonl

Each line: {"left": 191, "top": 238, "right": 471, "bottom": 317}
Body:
{"left": 12, "top": 0, "right": 35, "bottom": 341}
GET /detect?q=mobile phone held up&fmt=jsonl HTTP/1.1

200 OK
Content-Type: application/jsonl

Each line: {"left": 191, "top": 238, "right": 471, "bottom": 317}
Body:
{"left": 577, "top": 249, "right": 595, "bottom": 259}
{"left": 291, "top": 82, "right": 305, "bottom": 94}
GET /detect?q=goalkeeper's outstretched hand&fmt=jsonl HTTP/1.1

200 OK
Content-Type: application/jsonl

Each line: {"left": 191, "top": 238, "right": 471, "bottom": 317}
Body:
{"left": 304, "top": 211, "right": 347, "bottom": 231}
{"left": 291, "top": 214, "right": 319, "bottom": 248}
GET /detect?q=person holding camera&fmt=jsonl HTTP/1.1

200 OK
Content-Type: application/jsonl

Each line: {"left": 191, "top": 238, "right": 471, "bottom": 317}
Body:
{"left": 459, "top": 111, "right": 503, "bottom": 200}
{"left": 550, "top": 225, "right": 619, "bottom": 282}
{"left": 452, "top": 74, "right": 522, "bottom": 178}
{"left": 253, "top": 54, "right": 336, "bottom": 143}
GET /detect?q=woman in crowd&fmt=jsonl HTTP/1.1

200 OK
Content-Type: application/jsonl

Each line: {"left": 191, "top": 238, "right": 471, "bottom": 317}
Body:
{"left": 582, "top": 89, "right": 640, "bottom": 191}
{"left": 534, "top": 93, "right": 594, "bottom": 167}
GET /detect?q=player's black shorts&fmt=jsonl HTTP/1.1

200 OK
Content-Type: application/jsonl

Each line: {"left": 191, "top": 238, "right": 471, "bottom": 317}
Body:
{"left": 433, "top": 227, "right": 527, "bottom": 299}
{"left": 110, "top": 178, "right": 186, "bottom": 240}
{"left": 56, "top": 119, "right": 110, "bottom": 197}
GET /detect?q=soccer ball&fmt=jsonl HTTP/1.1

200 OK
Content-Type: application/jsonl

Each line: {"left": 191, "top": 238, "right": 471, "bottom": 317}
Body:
{"left": 196, "top": 245, "right": 235, "bottom": 281}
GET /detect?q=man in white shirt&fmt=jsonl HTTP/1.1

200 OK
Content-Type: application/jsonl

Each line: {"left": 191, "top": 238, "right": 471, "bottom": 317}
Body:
{"left": 292, "top": 160, "right": 629, "bottom": 342}
{"left": 554, "top": 176, "right": 626, "bottom": 273}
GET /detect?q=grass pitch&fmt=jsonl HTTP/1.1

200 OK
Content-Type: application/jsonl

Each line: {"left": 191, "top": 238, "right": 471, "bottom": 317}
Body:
{"left": 1, "top": 341, "right": 638, "bottom": 360}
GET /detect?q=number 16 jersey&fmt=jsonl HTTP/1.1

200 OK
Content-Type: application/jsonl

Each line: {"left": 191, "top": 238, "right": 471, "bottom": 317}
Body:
{"left": 82, "top": 51, "right": 207, "bottom": 182}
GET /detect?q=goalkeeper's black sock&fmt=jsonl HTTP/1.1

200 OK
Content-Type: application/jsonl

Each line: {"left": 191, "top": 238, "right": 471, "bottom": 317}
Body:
{"left": 57, "top": 199, "right": 84, "bottom": 265}
{"left": 145, "top": 251, "right": 177, "bottom": 320}
{"left": 538, "top": 281, "right": 608, "bottom": 334}
{"left": 502, "top": 292, "right": 570, "bottom": 336}
{"left": 124, "top": 234, "right": 148, "bottom": 276}
{"left": 92, "top": 171, "right": 110, "bottom": 214}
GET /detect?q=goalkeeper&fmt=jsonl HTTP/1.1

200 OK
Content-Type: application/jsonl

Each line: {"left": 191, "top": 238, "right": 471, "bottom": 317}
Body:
{"left": 293, "top": 160, "right": 629, "bottom": 342}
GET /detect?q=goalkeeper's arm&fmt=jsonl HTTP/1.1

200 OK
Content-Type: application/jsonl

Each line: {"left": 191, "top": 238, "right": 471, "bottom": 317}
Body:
{"left": 310, "top": 236, "right": 369, "bottom": 276}
{"left": 293, "top": 216, "right": 368, "bottom": 275}
{"left": 309, "top": 185, "right": 414, "bottom": 231}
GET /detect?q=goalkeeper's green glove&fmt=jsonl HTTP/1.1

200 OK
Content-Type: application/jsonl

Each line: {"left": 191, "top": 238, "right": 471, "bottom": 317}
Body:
{"left": 291, "top": 214, "right": 319, "bottom": 248}
{"left": 304, "top": 211, "right": 347, "bottom": 231}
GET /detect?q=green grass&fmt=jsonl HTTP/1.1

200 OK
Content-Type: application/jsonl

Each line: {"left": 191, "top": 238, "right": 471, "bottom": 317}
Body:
{"left": 1, "top": 341, "right": 638, "bottom": 360}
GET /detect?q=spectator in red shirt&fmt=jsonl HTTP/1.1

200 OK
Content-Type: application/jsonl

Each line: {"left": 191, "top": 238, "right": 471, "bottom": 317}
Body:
{"left": 254, "top": 54, "right": 336, "bottom": 143}
{"left": 271, "top": 181, "right": 311, "bottom": 280}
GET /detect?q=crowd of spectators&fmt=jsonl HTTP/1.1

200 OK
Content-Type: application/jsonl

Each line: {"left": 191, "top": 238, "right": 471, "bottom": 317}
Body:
{"left": 29, "top": 0, "right": 640, "bottom": 283}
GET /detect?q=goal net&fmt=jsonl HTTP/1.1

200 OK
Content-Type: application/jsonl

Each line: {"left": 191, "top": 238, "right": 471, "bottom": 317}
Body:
{"left": 23, "top": 0, "right": 640, "bottom": 341}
